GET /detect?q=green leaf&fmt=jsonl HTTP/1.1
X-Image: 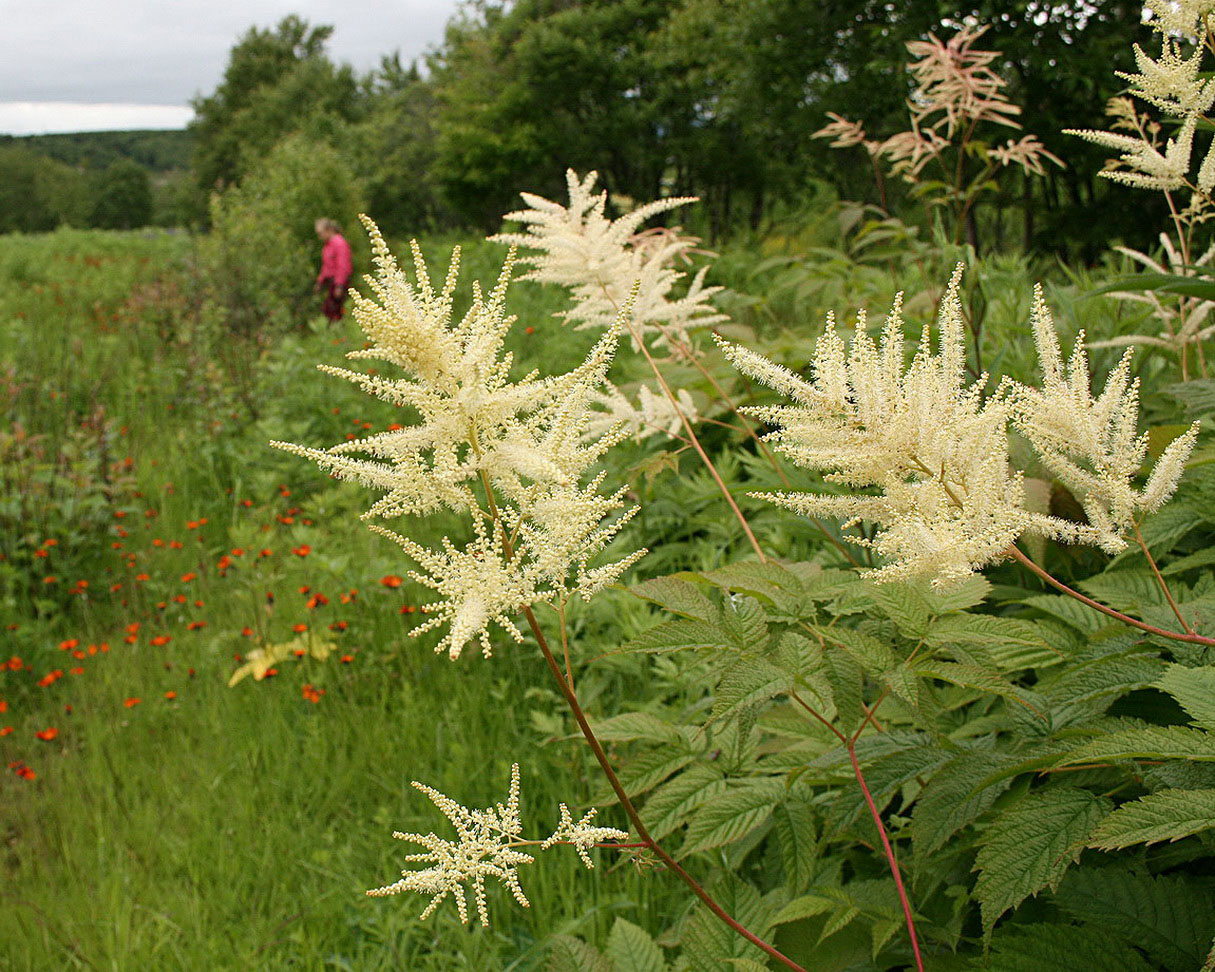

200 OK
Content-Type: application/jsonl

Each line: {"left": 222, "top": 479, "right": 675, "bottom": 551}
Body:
{"left": 720, "top": 595, "right": 768, "bottom": 652}
{"left": 642, "top": 764, "right": 728, "bottom": 842}
{"left": 1022, "top": 593, "right": 1103, "bottom": 634}
{"left": 1162, "top": 547, "right": 1215, "bottom": 577}
{"left": 867, "top": 580, "right": 933, "bottom": 638}
{"left": 696, "top": 561, "right": 805, "bottom": 615}
{"left": 1086, "top": 270, "right": 1215, "bottom": 301}
{"left": 1158, "top": 664, "right": 1215, "bottom": 730}
{"left": 915, "top": 661, "right": 1043, "bottom": 714}
{"left": 815, "top": 625, "right": 896, "bottom": 673}
{"left": 546, "top": 935, "right": 612, "bottom": 972}
{"left": 1056, "top": 868, "right": 1215, "bottom": 970}
{"left": 924, "top": 615, "right": 1060, "bottom": 671}
{"left": 967, "top": 923, "right": 1155, "bottom": 972}
{"left": 623, "top": 618, "right": 729, "bottom": 654}
{"left": 606, "top": 918, "right": 665, "bottom": 972}
{"left": 771, "top": 798, "right": 818, "bottom": 893}
{"left": 590, "top": 711, "right": 686, "bottom": 746}
{"left": 615, "top": 748, "right": 699, "bottom": 801}
{"left": 973, "top": 787, "right": 1112, "bottom": 934}
{"left": 1061, "top": 725, "right": 1215, "bottom": 764}
{"left": 1044, "top": 653, "right": 1164, "bottom": 727}
{"left": 713, "top": 657, "right": 791, "bottom": 724}
{"left": 923, "top": 575, "right": 992, "bottom": 614}
{"left": 1089, "top": 788, "right": 1215, "bottom": 849}
{"left": 770, "top": 894, "right": 834, "bottom": 927}
{"left": 1078, "top": 569, "right": 1167, "bottom": 613}
{"left": 679, "top": 779, "right": 785, "bottom": 857}
{"left": 909, "top": 752, "right": 1016, "bottom": 863}
{"left": 630, "top": 575, "right": 718, "bottom": 622}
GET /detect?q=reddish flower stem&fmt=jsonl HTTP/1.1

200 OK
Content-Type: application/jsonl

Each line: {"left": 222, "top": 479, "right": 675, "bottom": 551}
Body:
{"left": 1007, "top": 545, "right": 1214, "bottom": 647}
{"left": 521, "top": 605, "right": 809, "bottom": 972}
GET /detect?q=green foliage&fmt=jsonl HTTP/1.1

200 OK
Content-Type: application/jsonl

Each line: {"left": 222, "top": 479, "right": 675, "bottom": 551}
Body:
{"left": 89, "top": 159, "right": 153, "bottom": 230}
{"left": 0, "top": 144, "right": 89, "bottom": 232}
{"left": 201, "top": 133, "right": 364, "bottom": 332}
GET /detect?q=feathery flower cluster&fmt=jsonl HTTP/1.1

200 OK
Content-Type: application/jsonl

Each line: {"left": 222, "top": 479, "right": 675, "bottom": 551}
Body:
{"left": 1013, "top": 286, "right": 1200, "bottom": 545}
{"left": 1066, "top": 2, "right": 1215, "bottom": 199}
{"left": 816, "top": 26, "right": 1060, "bottom": 182}
{"left": 367, "top": 765, "right": 627, "bottom": 926}
{"left": 273, "top": 217, "right": 644, "bottom": 659}
{"left": 492, "top": 169, "right": 727, "bottom": 347}
{"left": 1092, "top": 233, "right": 1215, "bottom": 379}
{"left": 585, "top": 382, "right": 699, "bottom": 443}
{"left": 718, "top": 267, "right": 1197, "bottom": 587}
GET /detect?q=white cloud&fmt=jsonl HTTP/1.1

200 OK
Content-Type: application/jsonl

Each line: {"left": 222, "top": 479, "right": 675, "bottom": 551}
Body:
{"left": 0, "top": 102, "right": 194, "bottom": 136}
{"left": 2, "top": 1, "right": 460, "bottom": 133}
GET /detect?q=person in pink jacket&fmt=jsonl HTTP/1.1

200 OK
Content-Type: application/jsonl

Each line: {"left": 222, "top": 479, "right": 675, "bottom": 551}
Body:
{"left": 313, "top": 218, "right": 353, "bottom": 321}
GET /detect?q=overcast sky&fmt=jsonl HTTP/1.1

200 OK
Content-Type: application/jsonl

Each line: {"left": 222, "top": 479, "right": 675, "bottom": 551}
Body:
{"left": 1, "top": 0, "right": 463, "bottom": 135}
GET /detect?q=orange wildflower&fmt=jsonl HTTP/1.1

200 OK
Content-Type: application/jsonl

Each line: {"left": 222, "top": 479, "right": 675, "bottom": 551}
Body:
{"left": 35, "top": 727, "right": 58, "bottom": 741}
{"left": 187, "top": 621, "right": 206, "bottom": 631}
{"left": 380, "top": 575, "right": 403, "bottom": 588}
{"left": 180, "top": 572, "right": 197, "bottom": 583}
{"left": 123, "top": 698, "right": 141, "bottom": 708}
{"left": 292, "top": 623, "right": 308, "bottom": 633}
{"left": 292, "top": 545, "right": 311, "bottom": 558}
{"left": 0, "top": 726, "right": 11, "bottom": 736}
{"left": 59, "top": 639, "right": 79, "bottom": 651}
{"left": 150, "top": 635, "right": 171, "bottom": 647}
{"left": 164, "top": 691, "right": 177, "bottom": 701}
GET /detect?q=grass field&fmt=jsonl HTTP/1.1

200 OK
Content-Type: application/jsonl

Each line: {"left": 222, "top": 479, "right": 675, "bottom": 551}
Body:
{"left": 4, "top": 226, "right": 1213, "bottom": 972}
{"left": 0, "top": 229, "right": 689, "bottom": 971}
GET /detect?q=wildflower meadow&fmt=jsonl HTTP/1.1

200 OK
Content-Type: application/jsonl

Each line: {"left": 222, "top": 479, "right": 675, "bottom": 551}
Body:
{"left": 5, "top": 2, "right": 1215, "bottom": 970}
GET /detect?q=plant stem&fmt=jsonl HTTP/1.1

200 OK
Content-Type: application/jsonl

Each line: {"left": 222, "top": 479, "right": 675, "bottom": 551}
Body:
{"left": 847, "top": 736, "right": 926, "bottom": 972}
{"left": 521, "top": 605, "right": 809, "bottom": 972}
{"left": 1133, "top": 522, "right": 1195, "bottom": 635}
{"left": 1006, "top": 545, "right": 1213, "bottom": 646}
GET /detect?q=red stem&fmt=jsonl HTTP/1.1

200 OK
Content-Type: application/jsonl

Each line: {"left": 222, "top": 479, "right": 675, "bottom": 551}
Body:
{"left": 1007, "top": 546, "right": 1213, "bottom": 646}
{"left": 522, "top": 606, "right": 809, "bottom": 972}
{"left": 848, "top": 737, "right": 926, "bottom": 972}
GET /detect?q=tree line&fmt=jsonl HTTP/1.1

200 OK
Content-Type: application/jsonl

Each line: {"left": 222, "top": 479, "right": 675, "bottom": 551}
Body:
{"left": 3, "top": 0, "right": 1154, "bottom": 258}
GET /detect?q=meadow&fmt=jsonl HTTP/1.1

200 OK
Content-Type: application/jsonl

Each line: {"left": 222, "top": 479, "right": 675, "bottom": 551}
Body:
{"left": 1, "top": 209, "right": 1214, "bottom": 972}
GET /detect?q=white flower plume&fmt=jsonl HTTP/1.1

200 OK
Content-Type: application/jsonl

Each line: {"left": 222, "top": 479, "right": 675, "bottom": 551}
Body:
{"left": 367, "top": 764, "right": 533, "bottom": 926}
{"left": 542, "top": 803, "right": 629, "bottom": 869}
{"left": 492, "top": 169, "right": 727, "bottom": 347}
{"left": 585, "top": 381, "right": 699, "bottom": 442}
{"left": 1013, "top": 285, "right": 1200, "bottom": 545}
{"left": 273, "top": 217, "right": 644, "bottom": 660}
{"left": 717, "top": 267, "right": 1127, "bottom": 587}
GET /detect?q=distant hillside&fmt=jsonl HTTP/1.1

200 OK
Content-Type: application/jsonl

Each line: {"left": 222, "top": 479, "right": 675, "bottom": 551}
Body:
{"left": 0, "top": 129, "right": 193, "bottom": 171}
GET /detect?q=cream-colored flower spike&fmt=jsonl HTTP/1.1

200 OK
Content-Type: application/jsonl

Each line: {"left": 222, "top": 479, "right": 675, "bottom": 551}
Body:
{"left": 273, "top": 217, "right": 644, "bottom": 660}
{"left": 367, "top": 764, "right": 534, "bottom": 927}
{"left": 1013, "top": 285, "right": 1200, "bottom": 547}
{"left": 493, "top": 169, "right": 727, "bottom": 346}
{"left": 367, "top": 765, "right": 627, "bottom": 925}
{"left": 717, "top": 267, "right": 1112, "bottom": 587}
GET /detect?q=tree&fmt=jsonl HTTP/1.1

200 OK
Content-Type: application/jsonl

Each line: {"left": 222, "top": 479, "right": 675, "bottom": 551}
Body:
{"left": 190, "top": 16, "right": 362, "bottom": 194}
{"left": 0, "top": 146, "right": 89, "bottom": 233}
{"left": 89, "top": 160, "right": 153, "bottom": 230}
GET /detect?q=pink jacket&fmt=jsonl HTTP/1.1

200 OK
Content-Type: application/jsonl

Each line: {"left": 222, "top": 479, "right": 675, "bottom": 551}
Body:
{"left": 317, "top": 234, "right": 353, "bottom": 289}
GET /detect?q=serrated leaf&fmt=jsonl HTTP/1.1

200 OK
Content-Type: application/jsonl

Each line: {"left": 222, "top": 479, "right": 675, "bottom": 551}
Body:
{"left": 615, "top": 748, "right": 698, "bottom": 801}
{"left": 679, "top": 779, "right": 785, "bottom": 857}
{"left": 771, "top": 798, "right": 817, "bottom": 893}
{"left": 915, "top": 661, "right": 1042, "bottom": 714}
{"left": 591, "top": 711, "right": 685, "bottom": 746}
{"left": 1162, "top": 547, "right": 1215, "bottom": 577}
{"left": 623, "top": 618, "right": 729, "bottom": 654}
{"left": 630, "top": 575, "right": 718, "bottom": 622}
{"left": 720, "top": 595, "right": 768, "bottom": 652}
{"left": 824, "top": 649, "right": 864, "bottom": 732}
{"left": 816, "top": 625, "right": 896, "bottom": 673}
{"left": 867, "top": 580, "right": 933, "bottom": 638}
{"left": 680, "top": 877, "right": 769, "bottom": 971}
{"left": 1056, "top": 868, "right": 1215, "bottom": 970}
{"left": 712, "top": 657, "right": 792, "bottom": 724}
{"left": 1158, "top": 664, "right": 1215, "bottom": 731}
{"left": 606, "top": 918, "right": 665, "bottom": 972}
{"left": 968, "top": 923, "right": 1155, "bottom": 972}
{"left": 771, "top": 894, "right": 834, "bottom": 926}
{"left": 642, "top": 764, "right": 728, "bottom": 842}
{"left": 1089, "top": 788, "right": 1215, "bottom": 849}
{"left": 973, "top": 787, "right": 1112, "bottom": 934}
{"left": 924, "top": 615, "right": 1059, "bottom": 671}
{"left": 1044, "top": 653, "right": 1164, "bottom": 727}
{"left": 697, "top": 561, "right": 804, "bottom": 615}
{"left": 546, "top": 935, "right": 612, "bottom": 972}
{"left": 1022, "top": 593, "right": 1104, "bottom": 633}
{"left": 827, "top": 741, "right": 951, "bottom": 836}
{"left": 1078, "top": 569, "right": 1167, "bottom": 613}
{"left": 923, "top": 575, "right": 992, "bottom": 614}
{"left": 909, "top": 752, "right": 1015, "bottom": 863}
{"left": 1061, "top": 725, "right": 1215, "bottom": 764}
